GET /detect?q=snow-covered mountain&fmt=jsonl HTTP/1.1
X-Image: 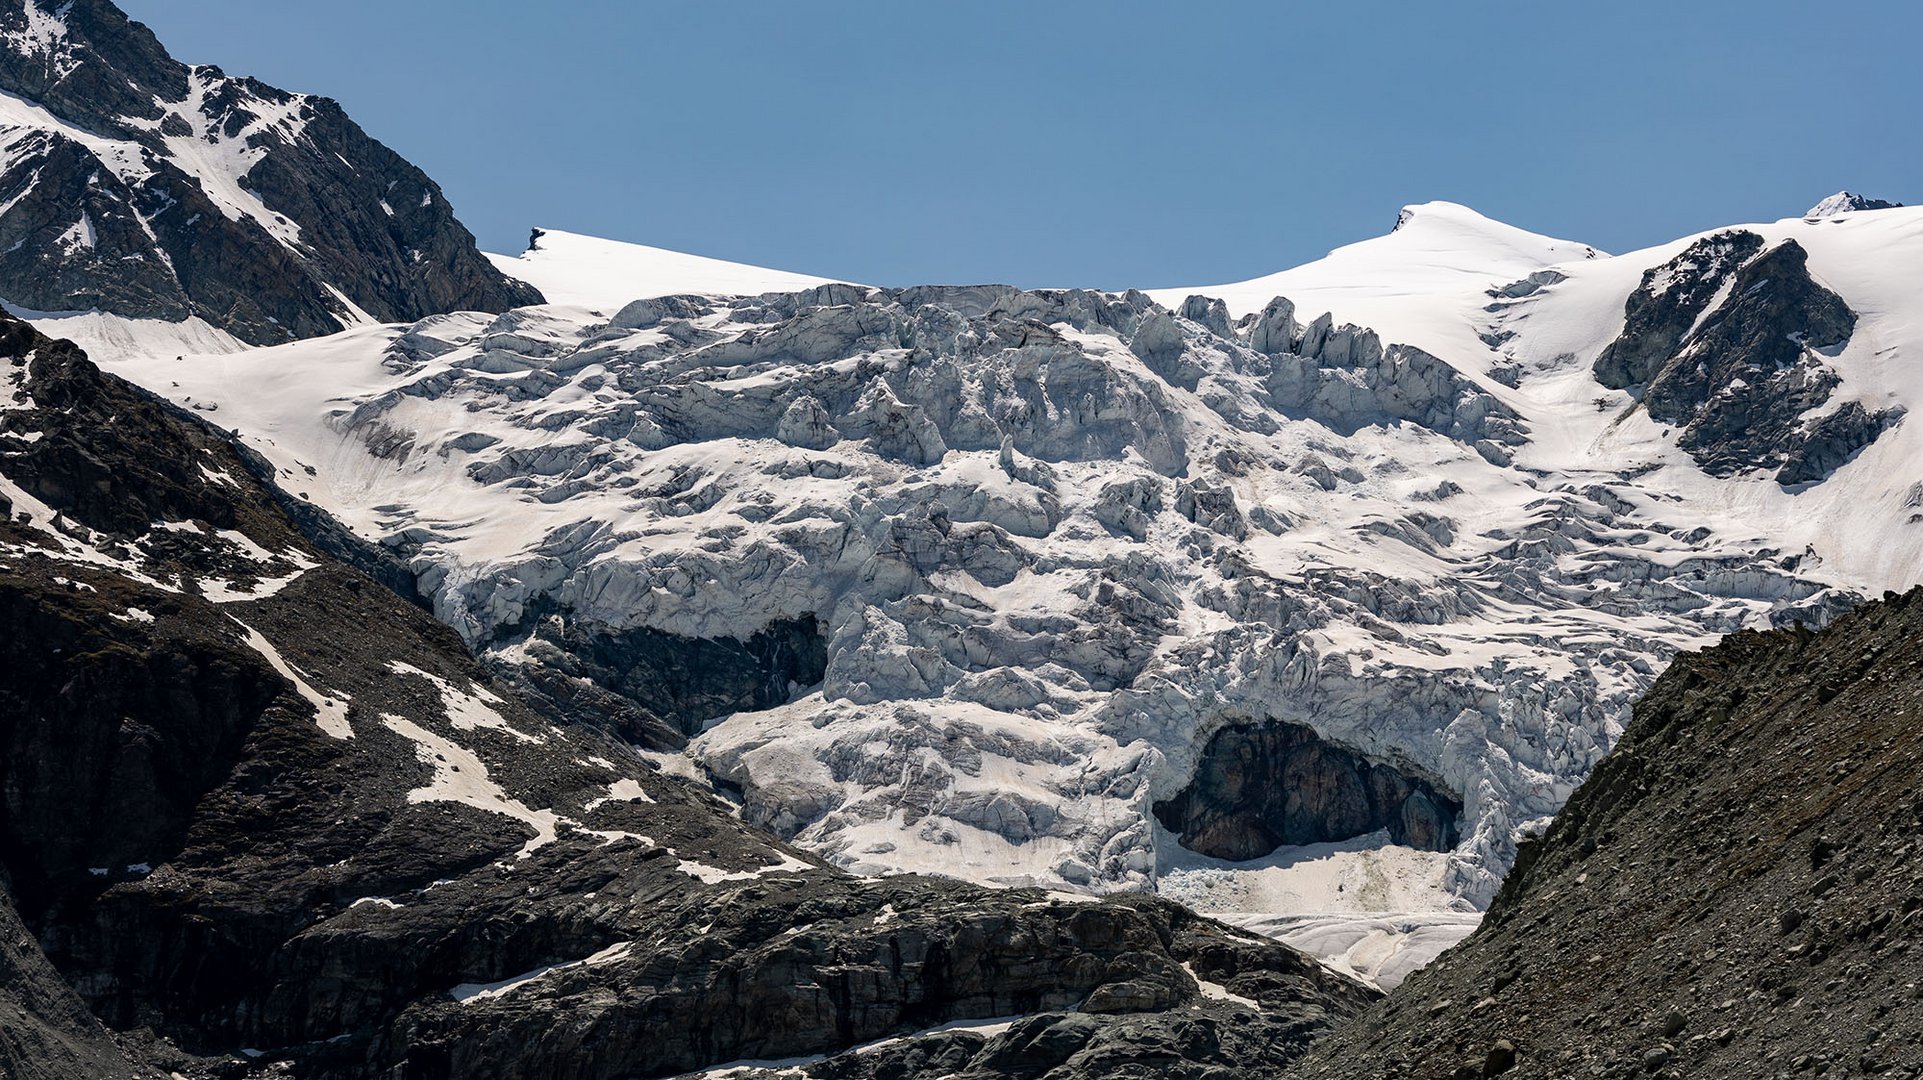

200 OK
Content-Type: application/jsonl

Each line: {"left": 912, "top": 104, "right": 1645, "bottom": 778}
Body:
{"left": 1148, "top": 200, "right": 1603, "bottom": 357}
{"left": 0, "top": 0, "right": 537, "bottom": 344}
{"left": 488, "top": 227, "right": 849, "bottom": 312}
{"left": 1805, "top": 189, "right": 1904, "bottom": 217}
{"left": 77, "top": 194, "right": 1923, "bottom": 986}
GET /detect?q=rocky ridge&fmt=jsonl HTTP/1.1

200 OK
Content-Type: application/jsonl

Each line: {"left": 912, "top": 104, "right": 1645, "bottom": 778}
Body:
{"left": 1806, "top": 191, "right": 1904, "bottom": 217}
{"left": 0, "top": 0, "right": 539, "bottom": 344}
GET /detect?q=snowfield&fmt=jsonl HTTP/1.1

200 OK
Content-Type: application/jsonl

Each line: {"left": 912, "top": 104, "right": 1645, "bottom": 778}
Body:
{"left": 487, "top": 228, "right": 850, "bottom": 312}
{"left": 52, "top": 196, "right": 1923, "bottom": 981}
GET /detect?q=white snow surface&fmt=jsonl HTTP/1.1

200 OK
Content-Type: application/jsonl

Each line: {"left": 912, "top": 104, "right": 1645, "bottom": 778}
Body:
{"left": 0, "top": 306, "right": 247, "bottom": 364}
{"left": 72, "top": 200, "right": 1923, "bottom": 982}
{"left": 1151, "top": 201, "right": 1602, "bottom": 359}
{"left": 1227, "top": 911, "right": 1482, "bottom": 991}
{"left": 233, "top": 619, "right": 353, "bottom": 740}
{"left": 487, "top": 228, "right": 850, "bottom": 312}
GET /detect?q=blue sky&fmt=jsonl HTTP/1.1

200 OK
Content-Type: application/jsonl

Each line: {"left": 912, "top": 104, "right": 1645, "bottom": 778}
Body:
{"left": 118, "top": 1, "right": 1918, "bottom": 290}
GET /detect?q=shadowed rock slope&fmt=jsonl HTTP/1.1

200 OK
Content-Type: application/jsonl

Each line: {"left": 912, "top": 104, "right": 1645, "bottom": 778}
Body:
{"left": 1289, "top": 590, "right": 1923, "bottom": 1079}
{"left": 0, "top": 887, "right": 157, "bottom": 1079}
{"left": 0, "top": 314, "right": 1372, "bottom": 1077}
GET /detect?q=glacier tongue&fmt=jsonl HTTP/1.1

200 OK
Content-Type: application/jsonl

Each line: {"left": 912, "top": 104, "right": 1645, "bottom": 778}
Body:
{"left": 89, "top": 197, "right": 1923, "bottom": 920}
{"left": 61, "top": 202, "right": 1923, "bottom": 992}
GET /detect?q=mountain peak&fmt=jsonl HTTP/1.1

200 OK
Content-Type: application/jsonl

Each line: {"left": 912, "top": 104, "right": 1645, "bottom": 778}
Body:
{"left": 0, "top": 0, "right": 540, "bottom": 343}
{"left": 1806, "top": 190, "right": 1904, "bottom": 217}
{"left": 1391, "top": 199, "right": 1492, "bottom": 232}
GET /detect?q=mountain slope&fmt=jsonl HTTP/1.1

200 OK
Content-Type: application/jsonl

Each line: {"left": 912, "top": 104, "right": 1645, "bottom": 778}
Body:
{"left": 0, "top": 887, "right": 154, "bottom": 1080}
{"left": 1148, "top": 201, "right": 1602, "bottom": 359}
{"left": 0, "top": 310, "right": 1373, "bottom": 1077}
{"left": 1807, "top": 190, "right": 1904, "bottom": 217}
{"left": 1289, "top": 587, "right": 1923, "bottom": 1078}
{"left": 0, "top": 0, "right": 540, "bottom": 344}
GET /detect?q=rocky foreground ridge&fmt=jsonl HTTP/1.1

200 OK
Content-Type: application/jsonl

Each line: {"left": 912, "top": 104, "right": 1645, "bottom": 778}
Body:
{"left": 1290, "top": 590, "right": 1923, "bottom": 1078}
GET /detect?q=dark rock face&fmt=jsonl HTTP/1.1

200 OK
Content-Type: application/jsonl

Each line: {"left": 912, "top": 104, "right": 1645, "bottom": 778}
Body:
{"left": 703, "top": 903, "right": 1369, "bottom": 1068}
{"left": 1154, "top": 722, "right": 1461, "bottom": 860}
{"left": 1290, "top": 589, "right": 1923, "bottom": 1079}
{"left": 1593, "top": 230, "right": 1765, "bottom": 390}
{"left": 506, "top": 611, "right": 829, "bottom": 740}
{"left": 0, "top": 576, "right": 281, "bottom": 918}
{"left": 1642, "top": 242, "right": 1855, "bottom": 471}
{"left": 1594, "top": 231, "right": 1900, "bottom": 484}
{"left": 0, "top": 0, "right": 540, "bottom": 344}
{"left": 0, "top": 887, "right": 156, "bottom": 1079}
{"left": 1775, "top": 399, "right": 1906, "bottom": 487}
{"left": 0, "top": 312, "right": 1372, "bottom": 1078}
{"left": 390, "top": 885, "right": 1374, "bottom": 1080}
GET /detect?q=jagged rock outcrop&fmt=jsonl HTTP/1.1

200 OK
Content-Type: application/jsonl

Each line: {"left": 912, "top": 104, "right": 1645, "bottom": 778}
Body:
{"left": 1289, "top": 589, "right": 1923, "bottom": 1079}
{"left": 1593, "top": 231, "right": 1900, "bottom": 484}
{"left": 0, "top": 0, "right": 539, "bottom": 343}
{"left": 1593, "top": 231, "right": 1766, "bottom": 390}
{"left": 0, "top": 312, "right": 1372, "bottom": 1078}
{"left": 1154, "top": 722, "right": 1461, "bottom": 860}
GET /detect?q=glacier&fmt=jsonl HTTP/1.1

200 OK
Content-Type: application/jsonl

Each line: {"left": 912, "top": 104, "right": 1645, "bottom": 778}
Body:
{"left": 69, "top": 197, "right": 1923, "bottom": 987}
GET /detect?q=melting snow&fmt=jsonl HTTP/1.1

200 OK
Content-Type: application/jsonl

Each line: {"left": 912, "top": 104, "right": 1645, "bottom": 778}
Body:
{"left": 389, "top": 661, "right": 542, "bottom": 743}
{"left": 1180, "top": 962, "right": 1259, "bottom": 1009}
{"left": 378, "top": 712, "right": 559, "bottom": 857}
{"left": 582, "top": 776, "right": 654, "bottom": 811}
{"left": 672, "top": 850, "right": 813, "bottom": 884}
{"left": 232, "top": 619, "right": 352, "bottom": 739}
{"left": 447, "top": 941, "right": 633, "bottom": 1004}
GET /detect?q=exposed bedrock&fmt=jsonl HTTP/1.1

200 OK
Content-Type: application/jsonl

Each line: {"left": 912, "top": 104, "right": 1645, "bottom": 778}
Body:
{"left": 1593, "top": 230, "right": 1766, "bottom": 390}
{"left": 1152, "top": 721, "right": 1462, "bottom": 861}
{"left": 500, "top": 611, "right": 828, "bottom": 740}
{"left": 1593, "top": 230, "right": 1900, "bottom": 484}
